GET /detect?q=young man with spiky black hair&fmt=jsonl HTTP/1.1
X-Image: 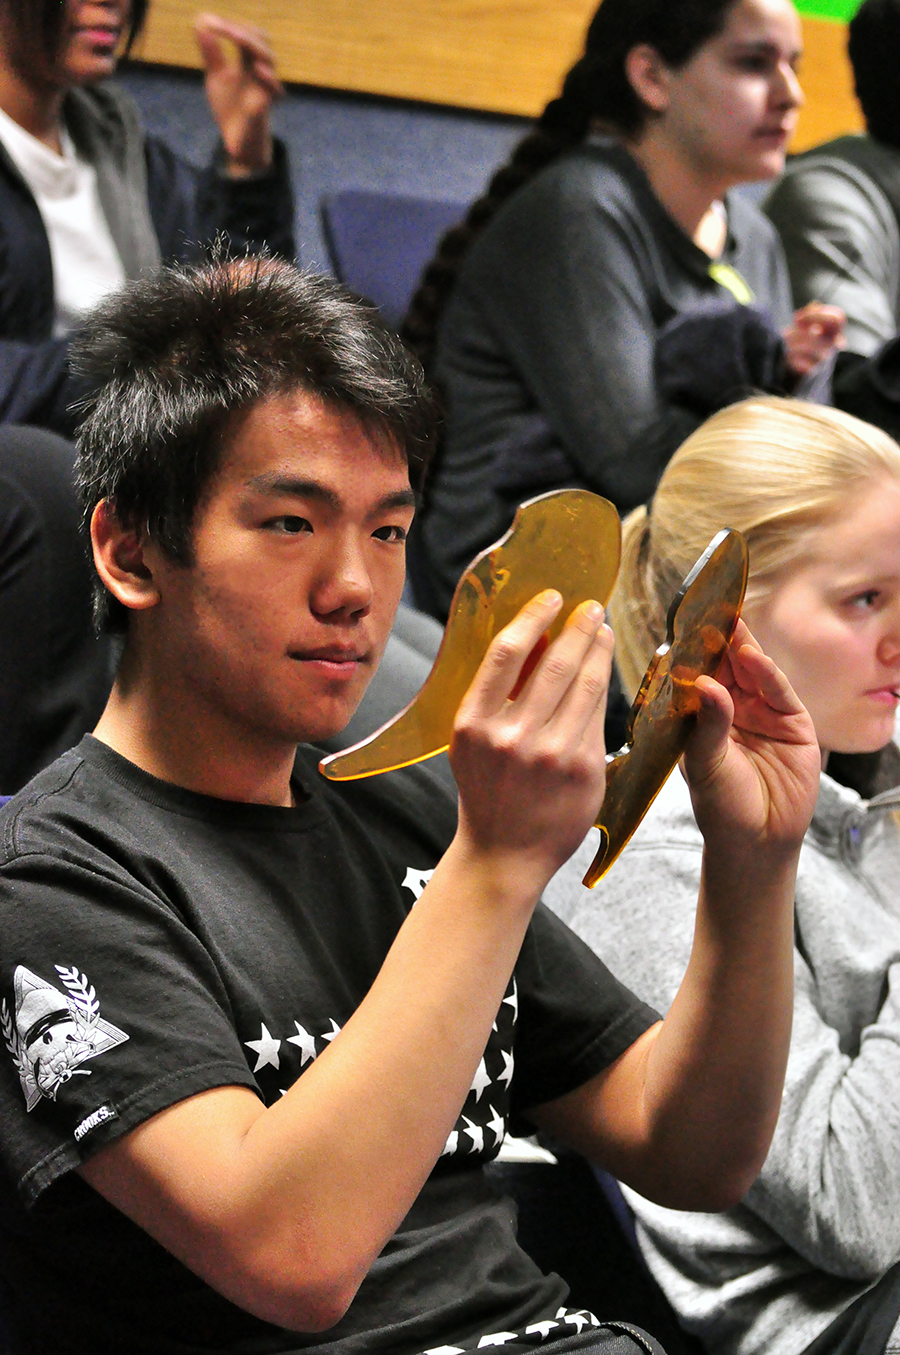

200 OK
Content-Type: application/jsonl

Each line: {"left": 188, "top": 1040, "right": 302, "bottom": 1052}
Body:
{"left": 0, "top": 256, "right": 820, "bottom": 1355}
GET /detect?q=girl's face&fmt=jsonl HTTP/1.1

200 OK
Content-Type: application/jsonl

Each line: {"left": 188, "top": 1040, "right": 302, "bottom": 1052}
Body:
{"left": 652, "top": 0, "right": 804, "bottom": 186}
{"left": 743, "top": 478, "right": 900, "bottom": 759}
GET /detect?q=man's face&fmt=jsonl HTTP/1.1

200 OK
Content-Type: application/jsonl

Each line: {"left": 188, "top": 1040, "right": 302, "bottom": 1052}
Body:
{"left": 144, "top": 390, "right": 415, "bottom": 749}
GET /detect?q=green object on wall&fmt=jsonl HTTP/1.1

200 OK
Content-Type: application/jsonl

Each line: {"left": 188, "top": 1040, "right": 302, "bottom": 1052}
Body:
{"left": 794, "top": 0, "right": 861, "bottom": 20}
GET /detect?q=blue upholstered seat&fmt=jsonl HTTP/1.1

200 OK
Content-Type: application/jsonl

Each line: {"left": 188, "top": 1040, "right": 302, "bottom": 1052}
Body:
{"left": 321, "top": 190, "right": 466, "bottom": 330}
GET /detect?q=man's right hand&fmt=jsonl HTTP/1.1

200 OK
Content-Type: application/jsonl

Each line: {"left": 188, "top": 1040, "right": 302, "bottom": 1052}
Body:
{"left": 449, "top": 591, "right": 614, "bottom": 895}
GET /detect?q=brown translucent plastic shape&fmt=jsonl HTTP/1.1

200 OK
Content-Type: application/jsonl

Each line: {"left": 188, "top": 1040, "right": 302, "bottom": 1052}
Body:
{"left": 319, "top": 489, "right": 622, "bottom": 781}
{"left": 583, "top": 528, "right": 749, "bottom": 888}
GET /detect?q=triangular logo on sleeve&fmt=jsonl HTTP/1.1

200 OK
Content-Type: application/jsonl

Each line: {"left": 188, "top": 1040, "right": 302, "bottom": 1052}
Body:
{"left": 1, "top": 965, "right": 129, "bottom": 1112}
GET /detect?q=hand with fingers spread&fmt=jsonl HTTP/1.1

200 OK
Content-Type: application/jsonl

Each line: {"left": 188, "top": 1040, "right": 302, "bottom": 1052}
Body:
{"left": 450, "top": 591, "right": 614, "bottom": 893}
{"left": 194, "top": 12, "right": 285, "bottom": 177}
{"left": 682, "top": 619, "right": 821, "bottom": 862}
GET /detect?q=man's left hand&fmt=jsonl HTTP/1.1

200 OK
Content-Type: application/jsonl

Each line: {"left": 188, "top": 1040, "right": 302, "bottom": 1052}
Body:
{"left": 195, "top": 12, "right": 284, "bottom": 177}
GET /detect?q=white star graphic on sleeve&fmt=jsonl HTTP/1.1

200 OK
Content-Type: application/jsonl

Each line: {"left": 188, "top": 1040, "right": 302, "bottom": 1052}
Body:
{"left": 423, "top": 1347, "right": 465, "bottom": 1354}
{"left": 559, "top": 1309, "right": 594, "bottom": 1332}
{"left": 287, "top": 1021, "right": 318, "bottom": 1066}
{"left": 440, "top": 1129, "right": 459, "bottom": 1157}
{"left": 470, "top": 1057, "right": 491, "bottom": 1102}
{"left": 526, "top": 1320, "right": 560, "bottom": 1338}
{"left": 321, "top": 1019, "right": 341, "bottom": 1043}
{"left": 478, "top": 1334, "right": 518, "bottom": 1347}
{"left": 245, "top": 1023, "right": 281, "bottom": 1072}
{"left": 401, "top": 866, "right": 434, "bottom": 901}
{"left": 503, "top": 979, "right": 519, "bottom": 1023}
{"left": 486, "top": 1104, "right": 505, "bottom": 1149}
{"left": 462, "top": 1116, "right": 484, "bottom": 1154}
{"left": 499, "top": 1048, "right": 514, "bottom": 1088}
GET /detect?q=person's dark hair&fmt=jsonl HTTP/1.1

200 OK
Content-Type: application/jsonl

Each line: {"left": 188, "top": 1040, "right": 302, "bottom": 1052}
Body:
{"left": 1, "top": 0, "right": 149, "bottom": 62}
{"left": 73, "top": 256, "right": 437, "bottom": 632}
{"left": 849, "top": 0, "right": 900, "bottom": 150}
{"left": 402, "top": 0, "right": 739, "bottom": 371}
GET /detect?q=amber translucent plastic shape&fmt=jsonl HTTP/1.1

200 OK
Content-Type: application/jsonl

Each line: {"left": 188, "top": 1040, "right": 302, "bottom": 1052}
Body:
{"left": 319, "top": 489, "right": 622, "bottom": 781}
{"left": 583, "top": 528, "right": 749, "bottom": 888}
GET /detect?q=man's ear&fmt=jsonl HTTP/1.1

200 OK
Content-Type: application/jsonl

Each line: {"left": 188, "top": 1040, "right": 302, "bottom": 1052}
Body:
{"left": 90, "top": 500, "right": 161, "bottom": 615}
{"left": 624, "top": 44, "right": 671, "bottom": 118}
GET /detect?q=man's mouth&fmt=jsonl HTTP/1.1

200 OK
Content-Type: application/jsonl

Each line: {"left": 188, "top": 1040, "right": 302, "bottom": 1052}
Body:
{"left": 288, "top": 646, "right": 370, "bottom": 673}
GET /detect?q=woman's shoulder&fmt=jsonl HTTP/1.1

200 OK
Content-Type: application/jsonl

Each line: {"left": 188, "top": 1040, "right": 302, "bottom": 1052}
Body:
{"left": 473, "top": 136, "right": 655, "bottom": 248}
{"left": 63, "top": 81, "right": 144, "bottom": 151}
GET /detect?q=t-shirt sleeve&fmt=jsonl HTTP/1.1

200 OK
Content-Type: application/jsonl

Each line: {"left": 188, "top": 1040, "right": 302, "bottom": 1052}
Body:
{"left": 0, "top": 848, "right": 259, "bottom": 1207}
{"left": 509, "top": 902, "right": 659, "bottom": 1123}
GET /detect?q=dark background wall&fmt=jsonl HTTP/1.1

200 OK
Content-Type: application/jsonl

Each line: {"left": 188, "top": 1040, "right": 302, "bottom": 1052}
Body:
{"left": 118, "top": 62, "right": 528, "bottom": 272}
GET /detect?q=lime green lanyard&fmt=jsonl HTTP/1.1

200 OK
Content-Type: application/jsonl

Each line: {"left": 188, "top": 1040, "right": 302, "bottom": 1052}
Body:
{"left": 708, "top": 262, "right": 755, "bottom": 305}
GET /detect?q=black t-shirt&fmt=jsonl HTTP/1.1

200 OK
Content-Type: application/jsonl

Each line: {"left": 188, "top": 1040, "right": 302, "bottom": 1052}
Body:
{"left": 0, "top": 736, "right": 657, "bottom": 1355}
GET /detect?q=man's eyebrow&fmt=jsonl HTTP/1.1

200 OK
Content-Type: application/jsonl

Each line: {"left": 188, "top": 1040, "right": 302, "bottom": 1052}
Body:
{"left": 246, "top": 474, "right": 341, "bottom": 509}
{"left": 245, "top": 476, "right": 416, "bottom": 514}
{"left": 376, "top": 489, "right": 417, "bottom": 512}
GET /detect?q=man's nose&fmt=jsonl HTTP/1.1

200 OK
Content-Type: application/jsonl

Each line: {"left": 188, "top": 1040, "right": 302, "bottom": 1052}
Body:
{"left": 310, "top": 539, "right": 374, "bottom": 618}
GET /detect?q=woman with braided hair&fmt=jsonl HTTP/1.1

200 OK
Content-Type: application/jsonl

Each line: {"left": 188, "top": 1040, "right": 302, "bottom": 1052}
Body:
{"left": 405, "top": 0, "right": 845, "bottom": 618}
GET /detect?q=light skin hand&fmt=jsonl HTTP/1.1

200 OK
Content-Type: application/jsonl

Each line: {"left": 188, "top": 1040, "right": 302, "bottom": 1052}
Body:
{"left": 194, "top": 12, "right": 284, "bottom": 176}
{"left": 682, "top": 618, "right": 821, "bottom": 861}
{"left": 450, "top": 591, "right": 614, "bottom": 896}
{"left": 531, "top": 621, "right": 820, "bottom": 1210}
{"left": 783, "top": 302, "right": 846, "bottom": 377}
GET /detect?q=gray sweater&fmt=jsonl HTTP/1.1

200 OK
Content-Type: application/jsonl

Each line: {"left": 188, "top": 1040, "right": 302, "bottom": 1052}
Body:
{"left": 544, "top": 769, "right": 900, "bottom": 1355}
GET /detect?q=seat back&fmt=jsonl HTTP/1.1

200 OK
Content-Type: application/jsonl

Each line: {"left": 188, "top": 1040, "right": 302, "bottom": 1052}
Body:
{"left": 321, "top": 190, "right": 466, "bottom": 330}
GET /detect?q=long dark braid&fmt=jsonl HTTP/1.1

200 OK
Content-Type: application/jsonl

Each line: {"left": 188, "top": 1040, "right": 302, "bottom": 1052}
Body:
{"left": 402, "top": 0, "right": 739, "bottom": 372}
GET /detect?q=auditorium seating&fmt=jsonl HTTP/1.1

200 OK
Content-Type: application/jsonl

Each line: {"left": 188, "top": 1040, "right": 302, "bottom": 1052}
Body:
{"left": 321, "top": 190, "right": 466, "bottom": 330}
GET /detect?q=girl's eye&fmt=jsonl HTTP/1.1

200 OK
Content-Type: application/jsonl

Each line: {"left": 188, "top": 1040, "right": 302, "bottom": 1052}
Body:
{"left": 270, "top": 516, "right": 311, "bottom": 535}
{"left": 372, "top": 525, "right": 408, "bottom": 543}
{"left": 848, "top": 589, "right": 880, "bottom": 610}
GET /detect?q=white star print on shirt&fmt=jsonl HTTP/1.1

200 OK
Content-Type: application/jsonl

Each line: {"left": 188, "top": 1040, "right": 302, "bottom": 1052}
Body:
{"left": 470, "top": 1057, "right": 491, "bottom": 1102}
{"left": 526, "top": 1320, "right": 559, "bottom": 1338}
{"left": 462, "top": 1116, "right": 484, "bottom": 1154}
{"left": 321, "top": 1019, "right": 341, "bottom": 1043}
{"left": 503, "top": 980, "right": 519, "bottom": 1023}
{"left": 477, "top": 1333, "right": 518, "bottom": 1347}
{"left": 401, "top": 866, "right": 434, "bottom": 901}
{"left": 498, "top": 1048, "right": 514, "bottom": 1088}
{"left": 560, "top": 1308, "right": 596, "bottom": 1332}
{"left": 440, "top": 1129, "right": 459, "bottom": 1157}
{"left": 287, "top": 1021, "right": 318, "bottom": 1066}
{"left": 244, "top": 1023, "right": 281, "bottom": 1072}
{"left": 486, "top": 1104, "right": 505, "bottom": 1149}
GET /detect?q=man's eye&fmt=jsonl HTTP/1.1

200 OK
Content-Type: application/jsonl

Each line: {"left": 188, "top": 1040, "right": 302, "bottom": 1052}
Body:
{"left": 372, "top": 525, "right": 408, "bottom": 543}
{"left": 848, "top": 589, "right": 880, "bottom": 610}
{"left": 269, "top": 516, "right": 311, "bottom": 535}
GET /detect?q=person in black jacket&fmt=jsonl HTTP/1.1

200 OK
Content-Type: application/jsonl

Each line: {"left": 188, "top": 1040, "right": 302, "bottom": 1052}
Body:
{"left": 0, "top": 0, "right": 295, "bottom": 435}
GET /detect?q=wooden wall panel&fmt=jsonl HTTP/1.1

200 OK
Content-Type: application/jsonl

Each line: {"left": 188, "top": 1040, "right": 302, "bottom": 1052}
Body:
{"left": 794, "top": 16, "right": 864, "bottom": 149}
{"left": 134, "top": 0, "right": 595, "bottom": 118}
{"left": 133, "top": 2, "right": 865, "bottom": 150}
